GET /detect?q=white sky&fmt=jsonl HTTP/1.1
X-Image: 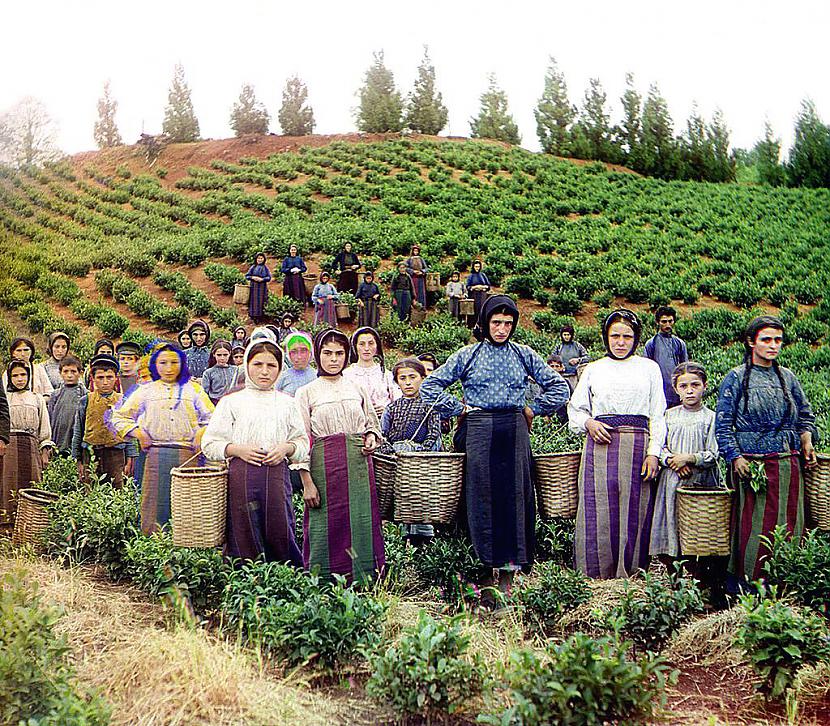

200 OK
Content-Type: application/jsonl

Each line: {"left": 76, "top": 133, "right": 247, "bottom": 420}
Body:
{"left": 2, "top": 0, "right": 828, "bottom": 157}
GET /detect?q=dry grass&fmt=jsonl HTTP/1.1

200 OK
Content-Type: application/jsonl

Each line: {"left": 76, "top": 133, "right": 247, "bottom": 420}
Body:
{"left": 0, "top": 554, "right": 351, "bottom": 726}
{"left": 665, "top": 607, "right": 747, "bottom": 667}
{"left": 556, "top": 577, "right": 641, "bottom": 636}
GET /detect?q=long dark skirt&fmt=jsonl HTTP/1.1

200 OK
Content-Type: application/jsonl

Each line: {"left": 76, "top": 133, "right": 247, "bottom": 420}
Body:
{"left": 393, "top": 290, "right": 412, "bottom": 321}
{"left": 337, "top": 270, "right": 358, "bottom": 295}
{"left": 303, "top": 433, "right": 385, "bottom": 583}
{"left": 472, "top": 289, "right": 488, "bottom": 320}
{"left": 248, "top": 280, "right": 268, "bottom": 320}
{"left": 729, "top": 452, "right": 804, "bottom": 583}
{"left": 140, "top": 445, "right": 191, "bottom": 534}
{"left": 454, "top": 410, "right": 535, "bottom": 569}
{"left": 574, "top": 416, "right": 654, "bottom": 579}
{"left": 226, "top": 458, "right": 302, "bottom": 564}
{"left": 358, "top": 300, "right": 380, "bottom": 329}
{"left": 314, "top": 298, "right": 337, "bottom": 327}
{"left": 412, "top": 275, "right": 427, "bottom": 308}
{"left": 283, "top": 272, "right": 306, "bottom": 305}
{"left": 0, "top": 432, "right": 41, "bottom": 525}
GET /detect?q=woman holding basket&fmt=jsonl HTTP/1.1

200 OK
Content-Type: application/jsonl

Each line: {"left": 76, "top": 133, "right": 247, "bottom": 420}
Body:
{"left": 715, "top": 315, "right": 817, "bottom": 585}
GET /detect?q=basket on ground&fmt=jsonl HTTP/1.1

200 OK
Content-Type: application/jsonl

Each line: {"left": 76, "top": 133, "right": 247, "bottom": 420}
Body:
{"left": 371, "top": 452, "right": 396, "bottom": 520}
{"left": 409, "top": 307, "right": 426, "bottom": 326}
{"left": 12, "top": 488, "right": 59, "bottom": 551}
{"left": 393, "top": 451, "right": 465, "bottom": 524}
{"left": 676, "top": 487, "right": 733, "bottom": 556}
{"left": 303, "top": 273, "right": 317, "bottom": 296}
{"left": 425, "top": 271, "right": 441, "bottom": 292}
{"left": 233, "top": 283, "right": 250, "bottom": 305}
{"left": 534, "top": 451, "right": 581, "bottom": 518}
{"left": 336, "top": 303, "right": 351, "bottom": 320}
{"left": 170, "top": 458, "right": 228, "bottom": 548}
{"left": 805, "top": 453, "right": 830, "bottom": 530}
{"left": 459, "top": 298, "right": 475, "bottom": 317}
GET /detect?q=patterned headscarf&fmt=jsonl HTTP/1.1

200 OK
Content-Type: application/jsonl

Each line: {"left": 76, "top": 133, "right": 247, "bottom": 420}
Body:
{"left": 602, "top": 308, "right": 642, "bottom": 360}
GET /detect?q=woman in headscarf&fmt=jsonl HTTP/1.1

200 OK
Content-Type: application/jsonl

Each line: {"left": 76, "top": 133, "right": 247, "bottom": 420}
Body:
{"left": 0, "top": 361, "right": 52, "bottom": 525}
{"left": 405, "top": 245, "right": 428, "bottom": 308}
{"left": 232, "top": 325, "right": 249, "bottom": 348}
{"left": 333, "top": 242, "right": 360, "bottom": 295}
{"left": 281, "top": 244, "right": 308, "bottom": 306}
{"left": 311, "top": 272, "right": 338, "bottom": 327}
{"left": 107, "top": 341, "right": 214, "bottom": 534}
{"left": 465, "top": 259, "right": 491, "bottom": 323}
{"left": 202, "top": 333, "right": 309, "bottom": 563}
{"left": 420, "top": 295, "right": 569, "bottom": 606}
{"left": 294, "top": 329, "right": 385, "bottom": 583}
{"left": 356, "top": 272, "right": 381, "bottom": 329}
{"left": 390, "top": 262, "right": 415, "bottom": 322}
{"left": 553, "top": 324, "right": 590, "bottom": 391}
{"left": 342, "top": 326, "right": 400, "bottom": 417}
{"left": 8, "top": 337, "right": 54, "bottom": 396}
{"left": 201, "top": 340, "right": 238, "bottom": 405}
{"left": 185, "top": 320, "right": 211, "bottom": 380}
{"left": 277, "top": 313, "right": 298, "bottom": 344}
{"left": 43, "top": 331, "right": 73, "bottom": 390}
{"left": 177, "top": 329, "right": 193, "bottom": 351}
{"left": 567, "top": 309, "right": 667, "bottom": 579}
{"left": 715, "top": 315, "right": 817, "bottom": 586}
{"left": 276, "top": 332, "right": 317, "bottom": 397}
{"left": 245, "top": 251, "right": 272, "bottom": 323}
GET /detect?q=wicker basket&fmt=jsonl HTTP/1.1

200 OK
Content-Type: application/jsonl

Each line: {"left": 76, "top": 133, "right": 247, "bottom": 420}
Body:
{"left": 676, "top": 487, "right": 733, "bottom": 556}
{"left": 459, "top": 298, "right": 475, "bottom": 317}
{"left": 805, "top": 453, "right": 830, "bottom": 530}
{"left": 12, "top": 488, "right": 59, "bottom": 551}
{"left": 303, "top": 273, "right": 317, "bottom": 296}
{"left": 336, "top": 303, "right": 351, "bottom": 320}
{"left": 170, "top": 455, "right": 228, "bottom": 548}
{"left": 409, "top": 307, "right": 427, "bottom": 326}
{"left": 393, "top": 451, "right": 465, "bottom": 524}
{"left": 233, "top": 283, "right": 250, "bottom": 305}
{"left": 371, "top": 452, "right": 396, "bottom": 520}
{"left": 534, "top": 451, "right": 581, "bottom": 519}
{"left": 425, "top": 271, "right": 441, "bottom": 292}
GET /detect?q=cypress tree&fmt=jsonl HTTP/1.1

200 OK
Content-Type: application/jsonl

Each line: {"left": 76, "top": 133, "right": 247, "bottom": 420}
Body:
{"left": 577, "top": 77, "right": 617, "bottom": 162}
{"left": 681, "top": 103, "right": 710, "bottom": 181}
{"left": 229, "top": 83, "right": 270, "bottom": 136}
{"left": 356, "top": 51, "right": 403, "bottom": 133}
{"left": 404, "top": 47, "right": 448, "bottom": 135}
{"left": 755, "top": 120, "right": 786, "bottom": 187}
{"left": 470, "top": 74, "right": 520, "bottom": 145}
{"left": 162, "top": 64, "right": 200, "bottom": 142}
{"left": 706, "top": 108, "right": 735, "bottom": 182}
{"left": 787, "top": 98, "right": 830, "bottom": 188}
{"left": 617, "top": 73, "right": 642, "bottom": 170}
{"left": 639, "top": 83, "right": 677, "bottom": 179}
{"left": 534, "top": 57, "right": 574, "bottom": 156}
{"left": 278, "top": 75, "right": 315, "bottom": 136}
{"left": 93, "top": 81, "right": 122, "bottom": 149}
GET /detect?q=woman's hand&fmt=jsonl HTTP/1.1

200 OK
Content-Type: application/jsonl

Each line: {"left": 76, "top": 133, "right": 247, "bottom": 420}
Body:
{"left": 802, "top": 433, "right": 818, "bottom": 469}
{"left": 641, "top": 455, "right": 659, "bottom": 481}
{"left": 263, "top": 442, "right": 295, "bottom": 465}
{"left": 40, "top": 448, "right": 51, "bottom": 467}
{"left": 523, "top": 406, "right": 534, "bottom": 432}
{"left": 226, "top": 444, "right": 266, "bottom": 466}
{"left": 125, "top": 457, "right": 135, "bottom": 477}
{"left": 362, "top": 432, "right": 379, "bottom": 456}
{"left": 134, "top": 428, "right": 152, "bottom": 452}
{"left": 667, "top": 453, "right": 695, "bottom": 471}
{"left": 568, "top": 357, "right": 579, "bottom": 366}
{"left": 300, "top": 470, "right": 320, "bottom": 508}
{"left": 585, "top": 418, "right": 612, "bottom": 445}
{"left": 733, "top": 456, "right": 751, "bottom": 479}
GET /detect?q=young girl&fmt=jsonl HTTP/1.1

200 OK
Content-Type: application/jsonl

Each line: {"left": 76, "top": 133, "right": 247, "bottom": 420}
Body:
{"left": 43, "top": 331, "right": 72, "bottom": 390}
{"left": 294, "top": 329, "right": 385, "bottom": 582}
{"left": 201, "top": 340, "right": 238, "bottom": 405}
{"left": 1, "top": 362, "right": 52, "bottom": 525}
{"left": 445, "top": 272, "right": 466, "bottom": 320}
{"left": 342, "top": 327, "right": 401, "bottom": 417}
{"left": 650, "top": 362, "right": 721, "bottom": 561}
{"left": 277, "top": 313, "right": 297, "bottom": 344}
{"left": 245, "top": 252, "right": 272, "bottom": 323}
{"left": 378, "top": 358, "right": 441, "bottom": 455}
{"left": 202, "top": 337, "right": 309, "bottom": 563}
{"left": 312, "top": 272, "right": 339, "bottom": 326}
{"left": 231, "top": 343, "right": 245, "bottom": 368}
{"left": 8, "top": 337, "right": 53, "bottom": 396}
{"left": 107, "top": 342, "right": 214, "bottom": 534}
{"left": 276, "top": 332, "right": 317, "bottom": 396}
{"left": 232, "top": 325, "right": 249, "bottom": 347}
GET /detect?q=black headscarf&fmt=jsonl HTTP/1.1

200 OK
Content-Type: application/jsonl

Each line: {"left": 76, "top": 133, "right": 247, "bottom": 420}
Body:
{"left": 313, "top": 329, "right": 351, "bottom": 377}
{"left": 187, "top": 319, "right": 211, "bottom": 343}
{"left": 93, "top": 338, "right": 115, "bottom": 356}
{"left": 473, "top": 294, "right": 519, "bottom": 345}
{"left": 349, "top": 326, "right": 384, "bottom": 366}
{"left": 602, "top": 308, "right": 642, "bottom": 360}
{"left": 5, "top": 360, "right": 31, "bottom": 392}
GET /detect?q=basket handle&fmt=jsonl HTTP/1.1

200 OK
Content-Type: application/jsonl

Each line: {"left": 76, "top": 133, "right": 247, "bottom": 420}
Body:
{"left": 179, "top": 451, "right": 202, "bottom": 468}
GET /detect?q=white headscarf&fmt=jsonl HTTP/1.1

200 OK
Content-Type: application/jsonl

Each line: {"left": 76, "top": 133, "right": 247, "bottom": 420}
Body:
{"left": 243, "top": 330, "right": 283, "bottom": 391}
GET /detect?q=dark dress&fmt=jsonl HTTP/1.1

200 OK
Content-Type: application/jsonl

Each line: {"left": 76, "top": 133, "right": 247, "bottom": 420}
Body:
{"left": 356, "top": 281, "right": 381, "bottom": 328}
{"left": 245, "top": 263, "right": 272, "bottom": 321}
{"left": 465, "top": 271, "right": 491, "bottom": 321}
{"left": 334, "top": 251, "right": 360, "bottom": 294}
{"left": 391, "top": 272, "right": 415, "bottom": 322}
{"left": 281, "top": 255, "right": 308, "bottom": 305}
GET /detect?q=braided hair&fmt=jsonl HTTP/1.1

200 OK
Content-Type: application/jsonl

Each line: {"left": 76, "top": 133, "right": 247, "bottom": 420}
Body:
{"left": 740, "top": 316, "right": 793, "bottom": 427}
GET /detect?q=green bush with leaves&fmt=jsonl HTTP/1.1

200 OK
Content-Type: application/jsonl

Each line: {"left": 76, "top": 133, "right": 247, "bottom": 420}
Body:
{"left": 0, "top": 573, "right": 110, "bottom": 725}
{"left": 515, "top": 562, "right": 590, "bottom": 633}
{"left": 263, "top": 294, "right": 303, "bottom": 320}
{"left": 411, "top": 532, "right": 483, "bottom": 608}
{"left": 204, "top": 261, "right": 245, "bottom": 294}
{"left": 534, "top": 517, "right": 575, "bottom": 565}
{"left": 763, "top": 526, "right": 830, "bottom": 616}
{"left": 39, "top": 453, "right": 84, "bottom": 495}
{"left": 367, "top": 610, "right": 485, "bottom": 719}
{"left": 736, "top": 587, "right": 830, "bottom": 700}
{"left": 482, "top": 634, "right": 674, "bottom": 726}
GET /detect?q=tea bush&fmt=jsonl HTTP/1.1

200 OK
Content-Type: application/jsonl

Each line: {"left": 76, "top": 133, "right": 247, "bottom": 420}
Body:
{"left": 39, "top": 453, "right": 84, "bottom": 495}
{"left": 534, "top": 517, "right": 575, "bottom": 565}
{"left": 411, "top": 533, "right": 484, "bottom": 608}
{"left": 515, "top": 562, "right": 590, "bottom": 634}
{"left": 0, "top": 572, "right": 110, "bottom": 725}
{"left": 482, "top": 633, "right": 674, "bottom": 726}
{"left": 763, "top": 526, "right": 830, "bottom": 617}
{"left": 736, "top": 587, "right": 830, "bottom": 699}
{"left": 204, "top": 261, "right": 245, "bottom": 294}
{"left": 367, "top": 610, "right": 485, "bottom": 719}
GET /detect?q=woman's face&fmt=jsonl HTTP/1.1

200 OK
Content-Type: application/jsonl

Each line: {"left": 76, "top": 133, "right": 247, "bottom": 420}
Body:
{"left": 234, "top": 329, "right": 246, "bottom": 341}
{"left": 398, "top": 263, "right": 407, "bottom": 274}
{"left": 355, "top": 333, "right": 377, "bottom": 362}
{"left": 289, "top": 245, "right": 298, "bottom": 256}
{"left": 248, "top": 350, "right": 281, "bottom": 389}
{"left": 420, "top": 359, "right": 435, "bottom": 376}
{"left": 232, "top": 349, "right": 244, "bottom": 365}
{"left": 256, "top": 254, "right": 266, "bottom": 265}
{"left": 319, "top": 341, "right": 347, "bottom": 375}
{"left": 749, "top": 326, "right": 783, "bottom": 365}
{"left": 180, "top": 332, "right": 192, "bottom": 348}
{"left": 412, "top": 246, "right": 420, "bottom": 255}
{"left": 191, "top": 329, "right": 207, "bottom": 347}
{"left": 472, "top": 261, "right": 481, "bottom": 272}
{"left": 288, "top": 345, "right": 311, "bottom": 370}
{"left": 321, "top": 274, "right": 330, "bottom": 284}
{"left": 607, "top": 321, "right": 635, "bottom": 358}
{"left": 395, "top": 367, "right": 423, "bottom": 397}
{"left": 344, "top": 242, "right": 352, "bottom": 253}
{"left": 156, "top": 350, "right": 181, "bottom": 383}
{"left": 10, "top": 368, "right": 29, "bottom": 389}
{"left": 51, "top": 338, "right": 68, "bottom": 360}
{"left": 561, "top": 331, "right": 573, "bottom": 343}
{"left": 12, "top": 343, "right": 32, "bottom": 362}
{"left": 282, "top": 318, "right": 293, "bottom": 328}
{"left": 214, "top": 348, "right": 230, "bottom": 365}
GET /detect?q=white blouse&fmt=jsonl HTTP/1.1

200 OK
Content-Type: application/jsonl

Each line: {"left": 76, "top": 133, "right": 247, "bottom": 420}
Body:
{"left": 567, "top": 355, "right": 667, "bottom": 457}
{"left": 201, "top": 386, "right": 309, "bottom": 464}
{"left": 342, "top": 363, "right": 401, "bottom": 411}
{"left": 8, "top": 391, "right": 53, "bottom": 448}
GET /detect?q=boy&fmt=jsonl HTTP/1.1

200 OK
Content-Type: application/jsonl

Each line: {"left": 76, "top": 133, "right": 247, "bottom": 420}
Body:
{"left": 116, "top": 341, "right": 142, "bottom": 393}
{"left": 47, "top": 355, "right": 87, "bottom": 455}
{"left": 71, "top": 354, "right": 138, "bottom": 488}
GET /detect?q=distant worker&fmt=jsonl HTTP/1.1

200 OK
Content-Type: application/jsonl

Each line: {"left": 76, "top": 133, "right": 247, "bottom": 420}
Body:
{"left": 644, "top": 306, "right": 688, "bottom": 408}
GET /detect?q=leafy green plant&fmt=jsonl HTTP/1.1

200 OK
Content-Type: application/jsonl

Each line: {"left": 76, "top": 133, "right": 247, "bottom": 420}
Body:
{"left": 204, "top": 261, "right": 245, "bottom": 294}
{"left": 39, "top": 453, "right": 84, "bottom": 495}
{"left": 366, "top": 610, "right": 485, "bottom": 719}
{"left": 411, "top": 533, "right": 483, "bottom": 608}
{"left": 482, "top": 633, "right": 674, "bottom": 726}
{"left": 263, "top": 294, "right": 303, "bottom": 320}
{"left": 763, "top": 526, "right": 830, "bottom": 616}
{"left": 736, "top": 586, "right": 830, "bottom": 699}
{"left": 515, "top": 562, "right": 590, "bottom": 634}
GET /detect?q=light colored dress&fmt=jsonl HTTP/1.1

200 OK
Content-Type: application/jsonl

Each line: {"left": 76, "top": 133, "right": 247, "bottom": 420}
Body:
{"left": 4, "top": 363, "right": 54, "bottom": 397}
{"left": 342, "top": 363, "right": 401, "bottom": 413}
{"left": 649, "top": 405, "right": 720, "bottom": 557}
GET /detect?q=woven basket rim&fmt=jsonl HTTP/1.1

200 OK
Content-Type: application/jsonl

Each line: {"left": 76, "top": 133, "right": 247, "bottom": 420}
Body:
{"left": 534, "top": 450, "right": 581, "bottom": 458}
{"left": 396, "top": 451, "right": 465, "bottom": 460}
{"left": 677, "top": 487, "right": 733, "bottom": 496}
{"left": 171, "top": 464, "right": 228, "bottom": 473}
{"left": 18, "top": 488, "right": 60, "bottom": 502}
